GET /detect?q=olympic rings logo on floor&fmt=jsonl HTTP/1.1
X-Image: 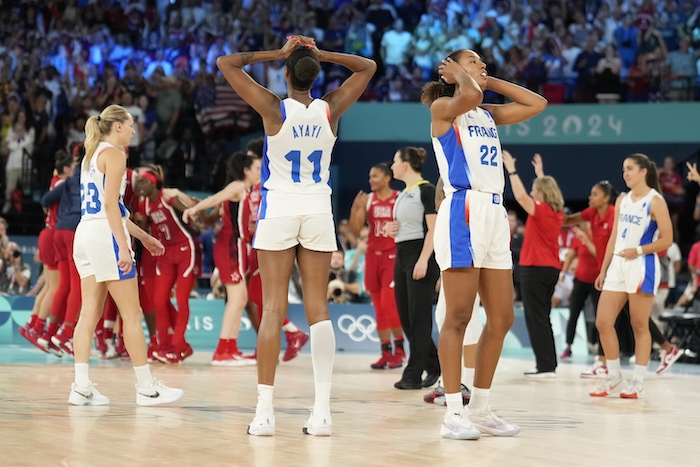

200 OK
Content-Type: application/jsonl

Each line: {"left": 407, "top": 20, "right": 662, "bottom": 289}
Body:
{"left": 336, "top": 314, "right": 379, "bottom": 342}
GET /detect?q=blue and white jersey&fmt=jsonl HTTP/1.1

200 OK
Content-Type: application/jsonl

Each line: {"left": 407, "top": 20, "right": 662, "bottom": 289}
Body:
{"left": 259, "top": 98, "right": 337, "bottom": 219}
{"left": 613, "top": 189, "right": 661, "bottom": 254}
{"left": 432, "top": 107, "right": 504, "bottom": 196}
{"left": 80, "top": 141, "right": 129, "bottom": 221}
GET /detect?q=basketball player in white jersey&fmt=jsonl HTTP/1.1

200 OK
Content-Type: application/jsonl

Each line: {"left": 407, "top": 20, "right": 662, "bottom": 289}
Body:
{"left": 216, "top": 36, "right": 376, "bottom": 436}
{"left": 69, "top": 105, "right": 183, "bottom": 406}
{"left": 424, "top": 178, "right": 482, "bottom": 406}
{"left": 422, "top": 50, "right": 547, "bottom": 439}
{"left": 590, "top": 154, "right": 672, "bottom": 399}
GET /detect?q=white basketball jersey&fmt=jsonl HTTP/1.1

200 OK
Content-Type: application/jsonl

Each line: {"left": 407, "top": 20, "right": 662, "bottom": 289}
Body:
{"left": 432, "top": 107, "right": 504, "bottom": 196}
{"left": 613, "top": 189, "right": 661, "bottom": 254}
{"left": 80, "top": 141, "right": 129, "bottom": 221}
{"left": 259, "top": 98, "right": 337, "bottom": 219}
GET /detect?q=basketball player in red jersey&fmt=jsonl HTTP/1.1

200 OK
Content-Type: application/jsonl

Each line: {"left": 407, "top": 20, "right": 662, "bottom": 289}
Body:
{"left": 350, "top": 162, "right": 405, "bottom": 369}
{"left": 20, "top": 152, "right": 74, "bottom": 351}
{"left": 183, "top": 152, "right": 261, "bottom": 366}
{"left": 243, "top": 138, "right": 309, "bottom": 361}
{"left": 134, "top": 165, "right": 201, "bottom": 363}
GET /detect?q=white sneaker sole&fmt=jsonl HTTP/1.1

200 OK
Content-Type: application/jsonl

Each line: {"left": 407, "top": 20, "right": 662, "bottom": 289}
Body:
{"left": 248, "top": 415, "right": 275, "bottom": 436}
{"left": 303, "top": 414, "right": 332, "bottom": 436}
{"left": 69, "top": 392, "right": 110, "bottom": 406}
{"left": 440, "top": 424, "right": 481, "bottom": 440}
{"left": 136, "top": 389, "right": 184, "bottom": 406}
{"left": 303, "top": 425, "right": 332, "bottom": 436}
{"left": 471, "top": 423, "right": 520, "bottom": 437}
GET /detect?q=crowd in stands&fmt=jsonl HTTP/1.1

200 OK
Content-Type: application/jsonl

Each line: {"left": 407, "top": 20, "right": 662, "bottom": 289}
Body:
{"left": 3, "top": 0, "right": 700, "bottom": 209}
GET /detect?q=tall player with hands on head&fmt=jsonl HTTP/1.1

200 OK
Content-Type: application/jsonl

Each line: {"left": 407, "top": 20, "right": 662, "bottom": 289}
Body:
{"left": 69, "top": 105, "right": 183, "bottom": 407}
{"left": 215, "top": 36, "right": 376, "bottom": 436}
{"left": 423, "top": 50, "right": 547, "bottom": 439}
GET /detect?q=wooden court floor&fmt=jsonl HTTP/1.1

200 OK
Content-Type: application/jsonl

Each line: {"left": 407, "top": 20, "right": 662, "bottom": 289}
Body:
{"left": 0, "top": 349, "right": 698, "bottom": 467}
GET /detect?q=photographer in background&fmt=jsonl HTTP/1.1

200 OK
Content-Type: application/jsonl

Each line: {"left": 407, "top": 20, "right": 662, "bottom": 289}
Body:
{"left": 0, "top": 242, "right": 31, "bottom": 295}
{"left": 328, "top": 250, "right": 360, "bottom": 304}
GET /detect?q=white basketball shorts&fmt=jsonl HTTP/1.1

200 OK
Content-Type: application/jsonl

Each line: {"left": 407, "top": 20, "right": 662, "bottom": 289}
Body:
{"left": 253, "top": 213, "right": 337, "bottom": 252}
{"left": 434, "top": 190, "right": 512, "bottom": 271}
{"left": 73, "top": 218, "right": 136, "bottom": 282}
{"left": 602, "top": 254, "right": 660, "bottom": 295}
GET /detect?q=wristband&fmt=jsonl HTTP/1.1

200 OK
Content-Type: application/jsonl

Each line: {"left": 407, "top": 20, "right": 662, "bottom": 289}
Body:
{"left": 508, "top": 171, "right": 517, "bottom": 176}
{"left": 636, "top": 246, "right": 643, "bottom": 256}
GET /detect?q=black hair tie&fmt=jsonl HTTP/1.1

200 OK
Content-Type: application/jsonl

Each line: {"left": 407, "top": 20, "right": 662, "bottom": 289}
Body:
{"left": 97, "top": 116, "right": 101, "bottom": 121}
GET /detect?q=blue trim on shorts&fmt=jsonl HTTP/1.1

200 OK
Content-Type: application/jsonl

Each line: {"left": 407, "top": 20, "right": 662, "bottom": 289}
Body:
{"left": 639, "top": 219, "right": 658, "bottom": 294}
{"left": 640, "top": 254, "right": 655, "bottom": 294}
{"left": 449, "top": 191, "right": 474, "bottom": 268}
{"left": 112, "top": 235, "right": 136, "bottom": 280}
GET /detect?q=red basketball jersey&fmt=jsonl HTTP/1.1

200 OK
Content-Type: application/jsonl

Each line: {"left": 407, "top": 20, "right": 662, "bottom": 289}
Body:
{"left": 141, "top": 191, "right": 198, "bottom": 248}
{"left": 367, "top": 191, "right": 398, "bottom": 253}
{"left": 44, "top": 175, "right": 63, "bottom": 228}
{"left": 220, "top": 198, "right": 245, "bottom": 247}
{"left": 123, "top": 168, "right": 139, "bottom": 214}
{"left": 241, "top": 183, "right": 261, "bottom": 245}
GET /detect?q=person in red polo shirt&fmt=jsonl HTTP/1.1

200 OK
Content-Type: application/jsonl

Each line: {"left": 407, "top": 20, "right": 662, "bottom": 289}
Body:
{"left": 503, "top": 152, "right": 565, "bottom": 379}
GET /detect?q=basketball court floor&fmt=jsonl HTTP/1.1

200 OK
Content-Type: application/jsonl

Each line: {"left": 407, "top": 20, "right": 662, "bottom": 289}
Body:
{"left": 0, "top": 347, "right": 698, "bottom": 466}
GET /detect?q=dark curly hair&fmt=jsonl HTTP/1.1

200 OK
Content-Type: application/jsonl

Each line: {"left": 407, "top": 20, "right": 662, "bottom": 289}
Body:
{"left": 420, "top": 50, "right": 465, "bottom": 106}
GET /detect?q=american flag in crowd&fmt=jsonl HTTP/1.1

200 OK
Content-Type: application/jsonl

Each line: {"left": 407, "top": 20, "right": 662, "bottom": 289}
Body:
{"left": 194, "top": 85, "right": 255, "bottom": 135}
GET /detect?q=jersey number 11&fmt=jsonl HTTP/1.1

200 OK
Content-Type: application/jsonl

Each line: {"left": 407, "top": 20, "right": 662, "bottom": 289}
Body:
{"left": 285, "top": 150, "right": 323, "bottom": 183}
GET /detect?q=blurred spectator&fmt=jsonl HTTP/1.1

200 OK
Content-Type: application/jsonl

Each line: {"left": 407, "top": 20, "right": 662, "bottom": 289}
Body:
{"left": 2, "top": 116, "right": 34, "bottom": 213}
{"left": 381, "top": 19, "right": 412, "bottom": 72}
{"left": 0, "top": 242, "right": 31, "bottom": 295}
{"left": 328, "top": 250, "right": 360, "bottom": 304}
{"left": 659, "top": 155, "right": 684, "bottom": 237}
{"left": 0, "top": 217, "right": 10, "bottom": 257}
{"left": 344, "top": 225, "right": 369, "bottom": 302}
{"left": 574, "top": 35, "right": 604, "bottom": 103}
{"left": 614, "top": 14, "right": 641, "bottom": 76}
{"left": 337, "top": 218, "right": 357, "bottom": 252}
{"left": 594, "top": 45, "right": 622, "bottom": 102}
{"left": 665, "top": 38, "right": 697, "bottom": 101}
{"left": 626, "top": 52, "right": 652, "bottom": 102}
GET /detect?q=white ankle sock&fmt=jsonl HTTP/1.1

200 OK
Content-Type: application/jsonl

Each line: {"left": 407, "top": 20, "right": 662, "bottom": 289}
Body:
{"left": 310, "top": 320, "right": 335, "bottom": 414}
{"left": 74, "top": 363, "right": 90, "bottom": 388}
{"left": 461, "top": 367, "right": 475, "bottom": 390}
{"left": 468, "top": 387, "right": 490, "bottom": 414}
{"left": 445, "top": 393, "right": 462, "bottom": 415}
{"left": 634, "top": 364, "right": 646, "bottom": 382}
{"left": 282, "top": 322, "right": 299, "bottom": 333}
{"left": 257, "top": 384, "right": 274, "bottom": 415}
{"left": 606, "top": 358, "right": 621, "bottom": 379}
{"left": 134, "top": 364, "right": 154, "bottom": 389}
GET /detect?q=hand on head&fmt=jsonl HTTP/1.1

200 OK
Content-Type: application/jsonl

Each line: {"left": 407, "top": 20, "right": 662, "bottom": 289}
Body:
{"left": 437, "top": 57, "right": 466, "bottom": 85}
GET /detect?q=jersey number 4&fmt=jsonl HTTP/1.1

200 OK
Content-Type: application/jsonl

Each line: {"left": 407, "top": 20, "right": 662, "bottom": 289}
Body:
{"left": 80, "top": 182, "right": 102, "bottom": 216}
{"left": 479, "top": 145, "right": 499, "bottom": 167}
{"left": 285, "top": 150, "right": 323, "bottom": 183}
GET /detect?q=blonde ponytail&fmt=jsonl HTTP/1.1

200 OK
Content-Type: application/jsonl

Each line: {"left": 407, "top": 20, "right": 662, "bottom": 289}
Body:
{"left": 83, "top": 116, "right": 101, "bottom": 169}
{"left": 82, "top": 105, "right": 132, "bottom": 169}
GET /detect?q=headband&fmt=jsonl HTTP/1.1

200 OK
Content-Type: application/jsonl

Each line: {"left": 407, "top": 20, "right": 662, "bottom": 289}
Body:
{"left": 141, "top": 171, "right": 159, "bottom": 186}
